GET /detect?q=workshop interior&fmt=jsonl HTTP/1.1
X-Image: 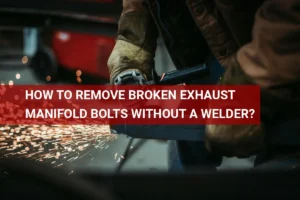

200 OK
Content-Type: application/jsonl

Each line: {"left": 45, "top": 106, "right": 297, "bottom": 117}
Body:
{"left": 1, "top": 0, "right": 300, "bottom": 199}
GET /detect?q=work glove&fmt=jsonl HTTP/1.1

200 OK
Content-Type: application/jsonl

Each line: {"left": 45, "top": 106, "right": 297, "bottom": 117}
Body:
{"left": 107, "top": 39, "right": 157, "bottom": 109}
{"left": 205, "top": 124, "right": 264, "bottom": 158}
{"left": 205, "top": 55, "right": 265, "bottom": 158}
{"left": 107, "top": 40, "right": 155, "bottom": 85}
{"left": 107, "top": 1, "right": 158, "bottom": 84}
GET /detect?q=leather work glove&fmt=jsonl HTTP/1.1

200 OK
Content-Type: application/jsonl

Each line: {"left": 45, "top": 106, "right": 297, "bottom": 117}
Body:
{"left": 107, "top": 7, "right": 158, "bottom": 85}
{"left": 205, "top": 124, "right": 264, "bottom": 158}
{"left": 107, "top": 8, "right": 159, "bottom": 108}
{"left": 205, "top": 55, "right": 265, "bottom": 158}
{"left": 107, "top": 40, "right": 153, "bottom": 109}
{"left": 107, "top": 40, "right": 154, "bottom": 85}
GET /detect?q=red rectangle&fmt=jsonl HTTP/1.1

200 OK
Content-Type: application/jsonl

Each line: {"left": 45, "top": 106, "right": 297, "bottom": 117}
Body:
{"left": 0, "top": 85, "right": 260, "bottom": 125}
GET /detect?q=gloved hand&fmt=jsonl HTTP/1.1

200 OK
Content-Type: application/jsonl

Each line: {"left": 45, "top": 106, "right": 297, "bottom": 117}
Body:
{"left": 107, "top": 40, "right": 155, "bottom": 85}
{"left": 205, "top": 124, "right": 265, "bottom": 158}
{"left": 107, "top": 39, "right": 156, "bottom": 109}
{"left": 205, "top": 55, "right": 265, "bottom": 158}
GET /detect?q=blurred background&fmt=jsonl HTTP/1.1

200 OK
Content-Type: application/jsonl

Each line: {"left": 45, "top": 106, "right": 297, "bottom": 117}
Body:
{"left": 0, "top": 0, "right": 254, "bottom": 174}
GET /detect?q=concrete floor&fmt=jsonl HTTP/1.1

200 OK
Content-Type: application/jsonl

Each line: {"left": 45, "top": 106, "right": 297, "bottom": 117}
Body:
{"left": 0, "top": 43, "right": 254, "bottom": 174}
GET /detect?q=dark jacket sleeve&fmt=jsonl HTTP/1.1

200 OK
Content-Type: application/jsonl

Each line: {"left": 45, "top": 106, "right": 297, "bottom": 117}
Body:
{"left": 224, "top": 0, "right": 300, "bottom": 121}
{"left": 107, "top": 1, "right": 160, "bottom": 83}
{"left": 118, "top": 0, "right": 159, "bottom": 54}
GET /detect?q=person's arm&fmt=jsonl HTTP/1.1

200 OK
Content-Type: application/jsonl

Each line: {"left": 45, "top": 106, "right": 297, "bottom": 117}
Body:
{"left": 108, "top": 0, "right": 159, "bottom": 84}
{"left": 205, "top": 0, "right": 300, "bottom": 157}
{"left": 238, "top": 0, "right": 300, "bottom": 121}
{"left": 221, "top": 0, "right": 300, "bottom": 121}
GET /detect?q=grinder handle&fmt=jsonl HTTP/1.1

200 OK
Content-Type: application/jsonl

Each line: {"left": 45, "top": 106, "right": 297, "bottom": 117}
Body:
{"left": 150, "top": 63, "right": 209, "bottom": 85}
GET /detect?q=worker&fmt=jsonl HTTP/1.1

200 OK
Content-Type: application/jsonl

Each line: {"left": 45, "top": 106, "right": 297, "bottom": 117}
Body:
{"left": 108, "top": 0, "right": 300, "bottom": 170}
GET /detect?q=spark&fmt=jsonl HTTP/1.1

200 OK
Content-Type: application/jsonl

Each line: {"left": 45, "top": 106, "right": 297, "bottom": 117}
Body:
{"left": 76, "top": 77, "right": 82, "bottom": 83}
{"left": 16, "top": 74, "right": 21, "bottom": 79}
{"left": 0, "top": 124, "right": 118, "bottom": 170}
{"left": 22, "top": 56, "right": 28, "bottom": 64}
{"left": 0, "top": 83, "right": 118, "bottom": 173}
{"left": 46, "top": 76, "right": 51, "bottom": 82}
{"left": 76, "top": 70, "right": 82, "bottom": 77}
{"left": 8, "top": 80, "right": 14, "bottom": 86}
